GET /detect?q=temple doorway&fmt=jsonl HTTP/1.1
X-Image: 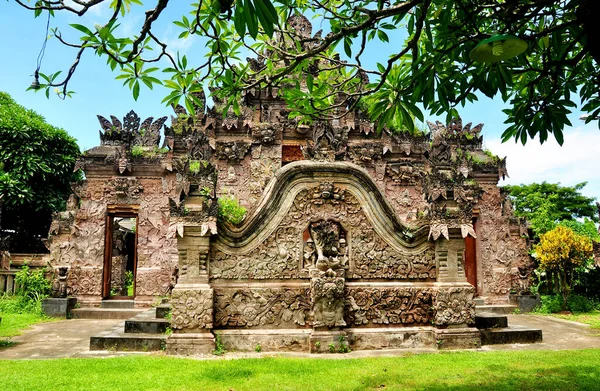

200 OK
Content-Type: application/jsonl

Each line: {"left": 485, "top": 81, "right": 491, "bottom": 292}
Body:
{"left": 103, "top": 205, "right": 139, "bottom": 299}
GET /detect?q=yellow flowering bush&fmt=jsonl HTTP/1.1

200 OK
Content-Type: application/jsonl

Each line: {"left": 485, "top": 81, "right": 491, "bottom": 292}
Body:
{"left": 535, "top": 226, "right": 594, "bottom": 310}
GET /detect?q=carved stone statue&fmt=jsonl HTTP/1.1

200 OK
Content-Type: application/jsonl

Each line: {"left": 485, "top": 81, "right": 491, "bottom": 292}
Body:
{"left": 312, "top": 269, "right": 346, "bottom": 328}
{"left": 52, "top": 266, "right": 69, "bottom": 298}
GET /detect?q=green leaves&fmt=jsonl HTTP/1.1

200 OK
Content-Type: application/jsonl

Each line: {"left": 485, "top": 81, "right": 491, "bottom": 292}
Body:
{"left": 116, "top": 62, "right": 162, "bottom": 101}
{"left": 232, "top": 0, "right": 278, "bottom": 38}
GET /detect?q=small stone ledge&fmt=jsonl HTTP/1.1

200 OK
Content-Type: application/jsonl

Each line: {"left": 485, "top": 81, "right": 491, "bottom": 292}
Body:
{"left": 166, "top": 333, "right": 215, "bottom": 355}
{"left": 435, "top": 327, "right": 481, "bottom": 350}
{"left": 216, "top": 329, "right": 310, "bottom": 352}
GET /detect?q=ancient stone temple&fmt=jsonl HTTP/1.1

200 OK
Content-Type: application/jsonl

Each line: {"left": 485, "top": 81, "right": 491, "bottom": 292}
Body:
{"left": 46, "top": 16, "right": 531, "bottom": 354}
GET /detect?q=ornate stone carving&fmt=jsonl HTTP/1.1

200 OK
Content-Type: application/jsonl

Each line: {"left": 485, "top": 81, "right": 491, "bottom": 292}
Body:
{"left": 214, "top": 141, "right": 251, "bottom": 162}
{"left": 51, "top": 266, "right": 69, "bottom": 298}
{"left": 433, "top": 286, "right": 475, "bottom": 326}
{"left": 214, "top": 288, "right": 311, "bottom": 327}
{"left": 348, "top": 143, "right": 382, "bottom": 163}
{"left": 345, "top": 287, "right": 434, "bottom": 326}
{"left": 171, "top": 289, "right": 213, "bottom": 330}
{"left": 211, "top": 184, "right": 435, "bottom": 280}
{"left": 98, "top": 110, "right": 166, "bottom": 147}
{"left": 304, "top": 123, "right": 348, "bottom": 161}
{"left": 386, "top": 163, "right": 423, "bottom": 185}
{"left": 311, "top": 270, "right": 345, "bottom": 328}
{"left": 252, "top": 123, "right": 278, "bottom": 145}
{"left": 104, "top": 177, "right": 143, "bottom": 201}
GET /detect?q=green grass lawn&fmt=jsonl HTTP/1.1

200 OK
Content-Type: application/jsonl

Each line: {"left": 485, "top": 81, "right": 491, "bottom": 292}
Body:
{"left": 0, "top": 312, "right": 53, "bottom": 338}
{"left": 547, "top": 311, "right": 600, "bottom": 329}
{"left": 2, "top": 350, "right": 600, "bottom": 390}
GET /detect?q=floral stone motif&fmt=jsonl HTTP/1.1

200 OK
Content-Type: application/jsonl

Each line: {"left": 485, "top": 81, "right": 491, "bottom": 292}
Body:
{"left": 171, "top": 289, "right": 213, "bottom": 330}
{"left": 433, "top": 286, "right": 475, "bottom": 326}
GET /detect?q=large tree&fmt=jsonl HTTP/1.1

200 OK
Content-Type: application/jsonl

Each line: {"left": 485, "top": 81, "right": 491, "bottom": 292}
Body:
{"left": 0, "top": 92, "right": 80, "bottom": 252}
{"left": 13, "top": 0, "right": 600, "bottom": 144}
{"left": 503, "top": 182, "right": 598, "bottom": 237}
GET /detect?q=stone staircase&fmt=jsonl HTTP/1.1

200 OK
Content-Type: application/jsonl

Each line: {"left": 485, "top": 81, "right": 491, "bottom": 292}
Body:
{"left": 475, "top": 312, "right": 543, "bottom": 345}
{"left": 89, "top": 302, "right": 171, "bottom": 352}
{"left": 71, "top": 300, "right": 146, "bottom": 320}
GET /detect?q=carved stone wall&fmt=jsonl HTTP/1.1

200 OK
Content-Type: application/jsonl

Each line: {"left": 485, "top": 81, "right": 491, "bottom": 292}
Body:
{"left": 477, "top": 185, "right": 530, "bottom": 303}
{"left": 344, "top": 286, "right": 434, "bottom": 326}
{"left": 210, "top": 183, "right": 435, "bottom": 280}
{"left": 433, "top": 286, "right": 476, "bottom": 326}
{"left": 214, "top": 287, "right": 311, "bottom": 328}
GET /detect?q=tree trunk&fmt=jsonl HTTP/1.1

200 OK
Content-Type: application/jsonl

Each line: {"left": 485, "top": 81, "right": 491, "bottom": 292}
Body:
{"left": 560, "top": 269, "right": 570, "bottom": 311}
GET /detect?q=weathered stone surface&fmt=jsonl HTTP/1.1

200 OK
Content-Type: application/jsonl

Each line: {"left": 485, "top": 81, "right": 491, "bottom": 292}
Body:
{"left": 171, "top": 288, "right": 213, "bottom": 331}
{"left": 345, "top": 286, "right": 434, "bottom": 326}
{"left": 433, "top": 286, "right": 476, "bottom": 326}
{"left": 41, "top": 298, "right": 77, "bottom": 318}
{"left": 214, "top": 287, "right": 311, "bottom": 328}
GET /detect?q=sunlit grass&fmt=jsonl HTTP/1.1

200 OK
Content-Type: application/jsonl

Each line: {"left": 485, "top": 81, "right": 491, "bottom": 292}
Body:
{"left": 2, "top": 350, "right": 600, "bottom": 390}
{"left": 548, "top": 310, "right": 600, "bottom": 329}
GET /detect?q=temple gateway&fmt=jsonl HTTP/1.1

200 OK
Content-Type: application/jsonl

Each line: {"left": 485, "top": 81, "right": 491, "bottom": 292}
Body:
{"left": 45, "top": 17, "right": 531, "bottom": 354}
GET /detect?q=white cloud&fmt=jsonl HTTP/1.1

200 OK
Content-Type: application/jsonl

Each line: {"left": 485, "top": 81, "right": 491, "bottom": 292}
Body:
{"left": 485, "top": 123, "right": 600, "bottom": 199}
{"left": 161, "top": 25, "right": 197, "bottom": 56}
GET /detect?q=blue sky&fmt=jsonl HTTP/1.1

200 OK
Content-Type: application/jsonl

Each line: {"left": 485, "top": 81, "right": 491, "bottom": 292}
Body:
{"left": 0, "top": 2, "right": 598, "bottom": 200}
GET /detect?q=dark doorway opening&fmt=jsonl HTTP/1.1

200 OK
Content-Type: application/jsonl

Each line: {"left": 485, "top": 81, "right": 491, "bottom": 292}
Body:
{"left": 103, "top": 205, "right": 138, "bottom": 299}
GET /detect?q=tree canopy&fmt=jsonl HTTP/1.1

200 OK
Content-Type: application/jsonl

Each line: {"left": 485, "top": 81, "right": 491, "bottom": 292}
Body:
{"left": 0, "top": 91, "right": 80, "bottom": 252}
{"left": 503, "top": 182, "right": 598, "bottom": 238}
{"left": 13, "top": 0, "right": 600, "bottom": 144}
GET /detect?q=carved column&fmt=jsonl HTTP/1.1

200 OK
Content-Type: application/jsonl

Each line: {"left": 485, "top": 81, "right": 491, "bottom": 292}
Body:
{"left": 435, "top": 229, "right": 467, "bottom": 283}
{"left": 166, "top": 226, "right": 215, "bottom": 355}
{"left": 433, "top": 228, "right": 480, "bottom": 349}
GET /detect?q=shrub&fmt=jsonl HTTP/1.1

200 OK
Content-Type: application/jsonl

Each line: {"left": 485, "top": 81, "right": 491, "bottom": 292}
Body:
{"left": 567, "top": 294, "right": 597, "bottom": 313}
{"left": 217, "top": 196, "right": 246, "bottom": 225}
{"left": 534, "top": 294, "right": 598, "bottom": 314}
{"left": 15, "top": 265, "right": 51, "bottom": 302}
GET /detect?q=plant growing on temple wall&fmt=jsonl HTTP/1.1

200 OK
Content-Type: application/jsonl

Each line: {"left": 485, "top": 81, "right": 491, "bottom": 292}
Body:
{"left": 535, "top": 226, "right": 594, "bottom": 311}
{"left": 217, "top": 196, "right": 247, "bottom": 225}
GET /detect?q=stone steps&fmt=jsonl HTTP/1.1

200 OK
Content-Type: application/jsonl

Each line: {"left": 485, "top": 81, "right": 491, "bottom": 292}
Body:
{"left": 71, "top": 308, "right": 146, "bottom": 320}
{"left": 155, "top": 304, "right": 171, "bottom": 319}
{"left": 475, "top": 313, "right": 508, "bottom": 329}
{"left": 101, "top": 299, "right": 135, "bottom": 309}
{"left": 89, "top": 308, "right": 169, "bottom": 352}
{"left": 480, "top": 326, "right": 543, "bottom": 345}
{"left": 475, "top": 311, "right": 543, "bottom": 346}
{"left": 476, "top": 304, "right": 518, "bottom": 315}
{"left": 125, "top": 310, "right": 170, "bottom": 334}
{"left": 90, "top": 321, "right": 166, "bottom": 352}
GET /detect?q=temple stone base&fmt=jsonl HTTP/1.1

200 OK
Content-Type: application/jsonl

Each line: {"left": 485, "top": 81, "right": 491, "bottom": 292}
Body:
{"left": 41, "top": 297, "right": 77, "bottom": 318}
{"left": 218, "top": 329, "right": 310, "bottom": 352}
{"left": 166, "top": 332, "right": 215, "bottom": 355}
{"left": 435, "top": 327, "right": 481, "bottom": 350}
{"left": 346, "top": 327, "right": 436, "bottom": 351}
{"left": 310, "top": 329, "right": 348, "bottom": 353}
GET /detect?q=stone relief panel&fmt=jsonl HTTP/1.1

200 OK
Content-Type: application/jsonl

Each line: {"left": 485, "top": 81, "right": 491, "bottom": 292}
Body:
{"left": 171, "top": 289, "right": 213, "bottom": 330}
{"left": 433, "top": 286, "right": 475, "bottom": 326}
{"left": 135, "top": 268, "right": 173, "bottom": 296}
{"left": 66, "top": 267, "right": 102, "bottom": 296}
{"left": 477, "top": 185, "right": 530, "bottom": 302}
{"left": 345, "top": 287, "right": 434, "bottom": 326}
{"left": 211, "top": 226, "right": 302, "bottom": 279}
{"left": 211, "top": 182, "right": 435, "bottom": 280}
{"left": 214, "top": 288, "right": 311, "bottom": 328}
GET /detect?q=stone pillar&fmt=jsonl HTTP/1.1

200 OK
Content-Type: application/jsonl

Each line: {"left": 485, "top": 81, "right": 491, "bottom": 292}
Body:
{"left": 435, "top": 229, "right": 467, "bottom": 282}
{"left": 166, "top": 226, "right": 215, "bottom": 355}
{"left": 433, "top": 228, "right": 480, "bottom": 349}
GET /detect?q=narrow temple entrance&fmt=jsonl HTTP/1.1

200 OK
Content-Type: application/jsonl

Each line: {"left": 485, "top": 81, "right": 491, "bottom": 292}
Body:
{"left": 103, "top": 205, "right": 139, "bottom": 299}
